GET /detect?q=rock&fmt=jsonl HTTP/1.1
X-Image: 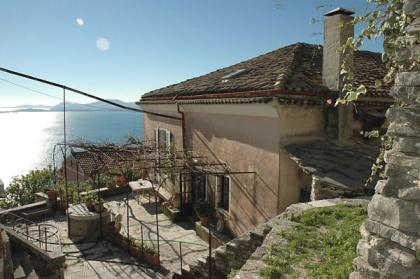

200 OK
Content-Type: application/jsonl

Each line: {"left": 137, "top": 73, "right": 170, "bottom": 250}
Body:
{"left": 399, "top": 186, "right": 420, "bottom": 201}
{"left": 386, "top": 107, "right": 420, "bottom": 137}
{"left": 352, "top": 257, "right": 383, "bottom": 279}
{"left": 368, "top": 194, "right": 420, "bottom": 235}
{"left": 392, "top": 136, "right": 420, "bottom": 154}
{"left": 404, "top": 0, "right": 420, "bottom": 17}
{"left": 395, "top": 72, "right": 420, "bottom": 87}
{"left": 364, "top": 219, "right": 420, "bottom": 252}
{"left": 390, "top": 86, "right": 420, "bottom": 105}
{"left": 407, "top": 18, "right": 420, "bottom": 35}
{"left": 385, "top": 151, "right": 420, "bottom": 172}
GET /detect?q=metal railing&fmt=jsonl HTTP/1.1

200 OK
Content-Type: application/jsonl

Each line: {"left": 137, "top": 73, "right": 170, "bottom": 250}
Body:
{"left": 117, "top": 193, "right": 214, "bottom": 277}
{"left": 0, "top": 211, "right": 61, "bottom": 252}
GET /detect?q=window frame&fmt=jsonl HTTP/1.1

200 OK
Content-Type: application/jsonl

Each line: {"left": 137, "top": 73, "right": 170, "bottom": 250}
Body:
{"left": 192, "top": 174, "right": 208, "bottom": 202}
{"left": 154, "top": 127, "right": 172, "bottom": 149}
{"left": 217, "top": 175, "right": 230, "bottom": 212}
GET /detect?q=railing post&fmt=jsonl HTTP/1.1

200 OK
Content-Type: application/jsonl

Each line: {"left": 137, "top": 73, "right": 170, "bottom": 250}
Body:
{"left": 209, "top": 230, "right": 212, "bottom": 279}
{"left": 44, "top": 227, "right": 48, "bottom": 251}
{"left": 38, "top": 225, "right": 41, "bottom": 248}
{"left": 126, "top": 194, "right": 129, "bottom": 253}
{"left": 154, "top": 192, "right": 160, "bottom": 269}
{"left": 179, "top": 242, "right": 183, "bottom": 272}
{"left": 26, "top": 223, "right": 29, "bottom": 240}
{"left": 141, "top": 225, "right": 144, "bottom": 258}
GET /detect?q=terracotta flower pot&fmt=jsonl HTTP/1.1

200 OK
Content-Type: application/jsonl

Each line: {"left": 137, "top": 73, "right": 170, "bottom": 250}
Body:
{"left": 47, "top": 190, "right": 58, "bottom": 201}
{"left": 129, "top": 245, "right": 142, "bottom": 259}
{"left": 144, "top": 252, "right": 159, "bottom": 267}
{"left": 93, "top": 202, "right": 103, "bottom": 213}
{"left": 119, "top": 239, "right": 129, "bottom": 250}
{"left": 200, "top": 216, "right": 209, "bottom": 226}
{"left": 115, "top": 176, "right": 127, "bottom": 187}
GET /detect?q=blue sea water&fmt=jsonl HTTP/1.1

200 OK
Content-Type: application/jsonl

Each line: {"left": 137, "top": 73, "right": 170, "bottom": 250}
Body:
{"left": 0, "top": 111, "right": 143, "bottom": 186}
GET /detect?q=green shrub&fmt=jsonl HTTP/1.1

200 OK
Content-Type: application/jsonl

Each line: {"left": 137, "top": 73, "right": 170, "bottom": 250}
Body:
{"left": 259, "top": 204, "right": 367, "bottom": 279}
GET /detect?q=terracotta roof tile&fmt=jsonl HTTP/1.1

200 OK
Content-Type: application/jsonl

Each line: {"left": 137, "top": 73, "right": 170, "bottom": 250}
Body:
{"left": 140, "top": 43, "right": 390, "bottom": 100}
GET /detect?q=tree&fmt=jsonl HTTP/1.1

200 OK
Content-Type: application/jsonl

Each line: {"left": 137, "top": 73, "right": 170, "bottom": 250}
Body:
{"left": 0, "top": 166, "right": 55, "bottom": 209}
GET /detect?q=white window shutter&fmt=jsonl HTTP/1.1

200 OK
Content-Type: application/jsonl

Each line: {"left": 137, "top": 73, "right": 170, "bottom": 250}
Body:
{"left": 166, "top": 130, "right": 171, "bottom": 148}
{"left": 154, "top": 128, "right": 159, "bottom": 148}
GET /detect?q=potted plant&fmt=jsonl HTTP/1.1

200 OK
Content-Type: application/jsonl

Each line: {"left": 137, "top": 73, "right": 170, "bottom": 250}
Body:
{"left": 143, "top": 245, "right": 159, "bottom": 267}
{"left": 169, "top": 186, "right": 181, "bottom": 209}
{"left": 93, "top": 197, "right": 104, "bottom": 213}
{"left": 83, "top": 193, "right": 95, "bottom": 212}
{"left": 119, "top": 236, "right": 129, "bottom": 250}
{"left": 115, "top": 175, "right": 127, "bottom": 187}
{"left": 195, "top": 201, "right": 211, "bottom": 226}
{"left": 129, "top": 240, "right": 142, "bottom": 259}
{"left": 47, "top": 188, "right": 58, "bottom": 201}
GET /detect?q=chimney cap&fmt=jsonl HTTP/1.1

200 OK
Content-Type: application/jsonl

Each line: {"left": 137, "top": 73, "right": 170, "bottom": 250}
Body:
{"left": 324, "top": 7, "right": 354, "bottom": 17}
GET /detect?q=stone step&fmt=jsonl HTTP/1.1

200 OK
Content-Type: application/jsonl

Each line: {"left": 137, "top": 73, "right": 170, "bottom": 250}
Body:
{"left": 12, "top": 251, "right": 39, "bottom": 279}
{"left": 14, "top": 265, "right": 26, "bottom": 279}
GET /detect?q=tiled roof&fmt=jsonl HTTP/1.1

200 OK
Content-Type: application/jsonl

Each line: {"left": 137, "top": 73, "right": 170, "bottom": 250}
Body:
{"left": 140, "top": 43, "right": 390, "bottom": 101}
{"left": 71, "top": 148, "right": 136, "bottom": 177}
{"left": 286, "top": 140, "right": 380, "bottom": 191}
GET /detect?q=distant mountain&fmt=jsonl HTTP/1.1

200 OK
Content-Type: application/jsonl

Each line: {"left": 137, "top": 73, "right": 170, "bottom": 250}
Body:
{"left": 2, "top": 99, "right": 138, "bottom": 112}
{"left": 0, "top": 104, "right": 51, "bottom": 110}
{"left": 51, "top": 99, "right": 137, "bottom": 111}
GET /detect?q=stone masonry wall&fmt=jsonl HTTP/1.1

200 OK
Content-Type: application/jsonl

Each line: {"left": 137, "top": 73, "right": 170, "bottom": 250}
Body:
{"left": 351, "top": 1, "right": 420, "bottom": 277}
{"left": 181, "top": 222, "right": 272, "bottom": 279}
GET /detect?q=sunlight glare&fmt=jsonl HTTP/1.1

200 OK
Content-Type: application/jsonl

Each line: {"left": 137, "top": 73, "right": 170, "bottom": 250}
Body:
{"left": 96, "top": 37, "right": 110, "bottom": 51}
{"left": 76, "top": 18, "right": 84, "bottom": 26}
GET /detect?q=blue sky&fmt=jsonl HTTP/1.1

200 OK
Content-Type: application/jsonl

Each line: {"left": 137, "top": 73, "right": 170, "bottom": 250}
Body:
{"left": 0, "top": 0, "right": 382, "bottom": 107}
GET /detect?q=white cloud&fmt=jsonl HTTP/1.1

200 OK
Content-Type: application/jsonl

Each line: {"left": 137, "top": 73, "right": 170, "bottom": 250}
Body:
{"left": 76, "top": 18, "right": 84, "bottom": 26}
{"left": 96, "top": 37, "right": 110, "bottom": 51}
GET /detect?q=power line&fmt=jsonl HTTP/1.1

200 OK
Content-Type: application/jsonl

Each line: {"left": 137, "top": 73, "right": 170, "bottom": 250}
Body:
{"left": 0, "top": 76, "right": 62, "bottom": 101}
{"left": 0, "top": 75, "right": 138, "bottom": 112}
{"left": 0, "top": 67, "right": 182, "bottom": 120}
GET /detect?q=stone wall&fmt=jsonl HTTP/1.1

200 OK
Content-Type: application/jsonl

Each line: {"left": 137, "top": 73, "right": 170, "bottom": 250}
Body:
{"left": 181, "top": 221, "right": 272, "bottom": 279}
{"left": 0, "top": 230, "right": 13, "bottom": 279}
{"left": 235, "top": 198, "right": 369, "bottom": 279}
{"left": 351, "top": 1, "right": 420, "bottom": 277}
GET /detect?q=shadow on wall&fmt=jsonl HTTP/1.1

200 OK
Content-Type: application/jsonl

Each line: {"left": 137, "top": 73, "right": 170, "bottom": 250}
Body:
{"left": 193, "top": 130, "right": 276, "bottom": 232}
{"left": 190, "top": 113, "right": 279, "bottom": 153}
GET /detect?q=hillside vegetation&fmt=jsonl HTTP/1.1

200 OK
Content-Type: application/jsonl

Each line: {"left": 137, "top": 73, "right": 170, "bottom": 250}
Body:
{"left": 259, "top": 204, "right": 367, "bottom": 279}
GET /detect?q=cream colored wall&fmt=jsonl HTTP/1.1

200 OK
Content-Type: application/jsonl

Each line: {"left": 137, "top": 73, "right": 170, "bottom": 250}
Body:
{"left": 142, "top": 104, "right": 183, "bottom": 148}
{"left": 141, "top": 102, "right": 326, "bottom": 236}
{"left": 277, "top": 105, "right": 325, "bottom": 212}
{"left": 185, "top": 111, "right": 281, "bottom": 235}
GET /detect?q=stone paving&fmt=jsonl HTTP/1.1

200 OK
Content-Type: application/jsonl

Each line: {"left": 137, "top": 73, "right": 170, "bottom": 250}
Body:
{"left": 41, "top": 214, "right": 164, "bottom": 279}
{"left": 106, "top": 194, "right": 209, "bottom": 275}
{"left": 36, "top": 193, "right": 208, "bottom": 278}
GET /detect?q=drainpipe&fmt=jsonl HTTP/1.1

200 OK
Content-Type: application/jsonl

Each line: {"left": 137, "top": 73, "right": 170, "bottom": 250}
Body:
{"left": 177, "top": 103, "right": 187, "bottom": 150}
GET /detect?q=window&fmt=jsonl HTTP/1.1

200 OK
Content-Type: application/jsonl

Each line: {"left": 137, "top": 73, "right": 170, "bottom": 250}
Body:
{"left": 154, "top": 128, "right": 171, "bottom": 149}
{"left": 217, "top": 175, "right": 230, "bottom": 211}
{"left": 192, "top": 174, "right": 207, "bottom": 201}
{"left": 154, "top": 128, "right": 174, "bottom": 182}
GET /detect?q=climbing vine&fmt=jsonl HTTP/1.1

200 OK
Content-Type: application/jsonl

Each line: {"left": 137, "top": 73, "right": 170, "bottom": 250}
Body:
{"left": 338, "top": 0, "right": 413, "bottom": 104}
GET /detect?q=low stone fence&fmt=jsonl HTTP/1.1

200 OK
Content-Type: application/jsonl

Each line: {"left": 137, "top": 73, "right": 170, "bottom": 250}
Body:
{"left": 0, "top": 229, "right": 13, "bottom": 279}
{"left": 235, "top": 198, "right": 369, "bottom": 279}
{"left": 181, "top": 220, "right": 272, "bottom": 279}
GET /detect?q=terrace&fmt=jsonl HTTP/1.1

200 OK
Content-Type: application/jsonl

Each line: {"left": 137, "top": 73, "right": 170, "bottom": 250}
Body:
{"left": 0, "top": 188, "right": 211, "bottom": 278}
{"left": 0, "top": 141, "right": 229, "bottom": 278}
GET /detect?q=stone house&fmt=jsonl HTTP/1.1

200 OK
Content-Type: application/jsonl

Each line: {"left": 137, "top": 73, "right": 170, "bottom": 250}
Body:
{"left": 137, "top": 8, "right": 393, "bottom": 236}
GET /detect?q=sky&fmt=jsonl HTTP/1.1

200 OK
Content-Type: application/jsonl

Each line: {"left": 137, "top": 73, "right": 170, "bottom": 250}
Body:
{"left": 0, "top": 0, "right": 383, "bottom": 107}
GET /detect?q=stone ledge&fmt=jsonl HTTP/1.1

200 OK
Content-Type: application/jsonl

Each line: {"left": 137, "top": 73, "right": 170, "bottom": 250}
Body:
{"left": 368, "top": 194, "right": 420, "bottom": 235}
{"left": 404, "top": 0, "right": 420, "bottom": 17}
{"left": 235, "top": 198, "right": 369, "bottom": 279}
{"left": 396, "top": 72, "right": 420, "bottom": 87}
{"left": 390, "top": 86, "right": 420, "bottom": 105}
{"left": 364, "top": 219, "right": 420, "bottom": 252}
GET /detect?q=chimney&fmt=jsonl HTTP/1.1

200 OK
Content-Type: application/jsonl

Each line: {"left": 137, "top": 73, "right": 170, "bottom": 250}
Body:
{"left": 323, "top": 8, "right": 355, "bottom": 143}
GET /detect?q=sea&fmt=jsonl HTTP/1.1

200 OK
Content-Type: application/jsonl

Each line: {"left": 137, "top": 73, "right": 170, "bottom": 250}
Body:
{"left": 0, "top": 111, "right": 143, "bottom": 187}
